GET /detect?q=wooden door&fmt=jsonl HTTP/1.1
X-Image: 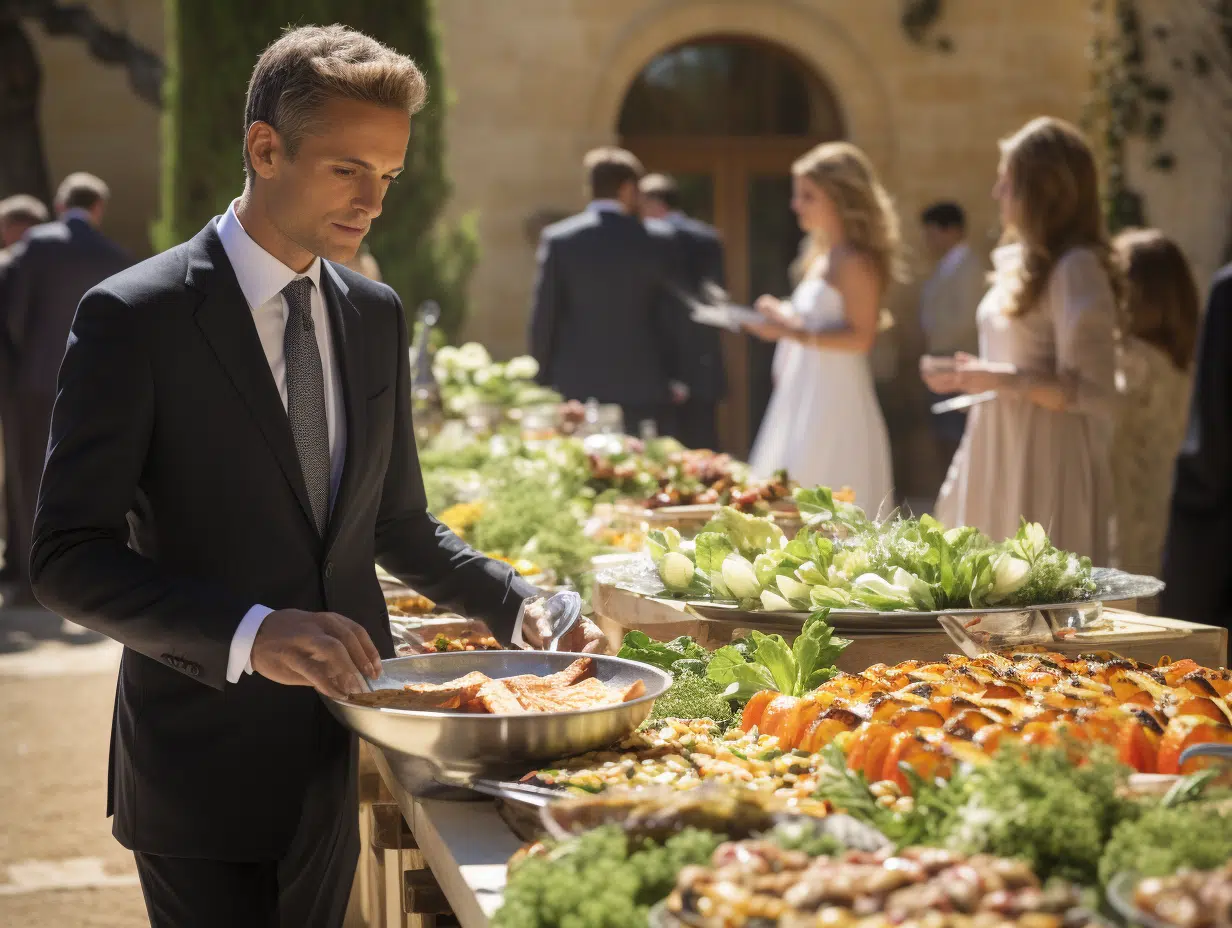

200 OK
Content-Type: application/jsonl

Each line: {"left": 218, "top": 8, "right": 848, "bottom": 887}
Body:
{"left": 623, "top": 137, "right": 819, "bottom": 454}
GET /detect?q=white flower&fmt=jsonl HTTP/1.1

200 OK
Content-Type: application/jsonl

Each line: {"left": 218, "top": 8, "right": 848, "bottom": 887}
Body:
{"left": 433, "top": 344, "right": 460, "bottom": 370}
{"left": 456, "top": 342, "right": 492, "bottom": 372}
{"left": 759, "top": 590, "right": 795, "bottom": 612}
{"left": 505, "top": 355, "right": 540, "bottom": 381}
{"left": 721, "top": 554, "right": 762, "bottom": 600}
{"left": 1013, "top": 522, "right": 1049, "bottom": 563}
{"left": 660, "top": 552, "right": 697, "bottom": 592}
{"left": 472, "top": 367, "right": 495, "bottom": 386}
{"left": 776, "top": 574, "right": 812, "bottom": 604}
{"left": 991, "top": 554, "right": 1031, "bottom": 598}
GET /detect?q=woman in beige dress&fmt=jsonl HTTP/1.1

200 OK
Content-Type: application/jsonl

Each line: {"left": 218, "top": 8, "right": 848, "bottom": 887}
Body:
{"left": 923, "top": 117, "right": 1121, "bottom": 561}
{"left": 1111, "top": 229, "right": 1198, "bottom": 579}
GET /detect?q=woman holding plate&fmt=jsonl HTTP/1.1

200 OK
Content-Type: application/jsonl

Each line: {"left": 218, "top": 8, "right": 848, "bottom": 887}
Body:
{"left": 922, "top": 117, "right": 1121, "bottom": 561}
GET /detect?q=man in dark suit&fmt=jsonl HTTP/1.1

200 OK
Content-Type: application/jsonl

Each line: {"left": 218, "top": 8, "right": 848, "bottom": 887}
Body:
{"left": 529, "top": 147, "right": 688, "bottom": 437}
{"left": 30, "top": 25, "right": 603, "bottom": 927}
{"left": 1161, "top": 263, "right": 1232, "bottom": 660}
{"left": 0, "top": 193, "right": 50, "bottom": 582}
{"left": 639, "top": 173, "right": 726, "bottom": 450}
{"left": 0, "top": 174, "right": 129, "bottom": 603}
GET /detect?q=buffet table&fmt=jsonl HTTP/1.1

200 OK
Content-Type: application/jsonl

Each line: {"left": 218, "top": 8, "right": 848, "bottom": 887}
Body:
{"left": 592, "top": 582, "right": 1230, "bottom": 669}
{"left": 365, "top": 748, "right": 517, "bottom": 928}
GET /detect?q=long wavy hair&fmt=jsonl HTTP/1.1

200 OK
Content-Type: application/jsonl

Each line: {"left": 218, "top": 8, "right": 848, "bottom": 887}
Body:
{"left": 1114, "top": 228, "right": 1199, "bottom": 371}
{"left": 792, "top": 141, "right": 906, "bottom": 287}
{"left": 998, "top": 117, "right": 1123, "bottom": 316}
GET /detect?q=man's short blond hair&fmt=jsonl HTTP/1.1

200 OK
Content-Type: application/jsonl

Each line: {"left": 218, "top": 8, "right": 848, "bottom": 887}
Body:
{"left": 0, "top": 194, "right": 49, "bottom": 227}
{"left": 55, "top": 173, "right": 110, "bottom": 212}
{"left": 244, "top": 24, "right": 428, "bottom": 176}
{"left": 583, "top": 147, "right": 644, "bottom": 200}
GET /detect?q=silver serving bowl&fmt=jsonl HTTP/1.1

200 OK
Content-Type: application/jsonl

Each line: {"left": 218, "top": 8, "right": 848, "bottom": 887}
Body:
{"left": 323, "top": 650, "right": 672, "bottom": 798}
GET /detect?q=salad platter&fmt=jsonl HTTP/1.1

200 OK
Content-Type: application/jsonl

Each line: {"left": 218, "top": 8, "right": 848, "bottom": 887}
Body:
{"left": 598, "top": 557, "right": 1163, "bottom": 634}
{"left": 597, "top": 485, "right": 1165, "bottom": 635}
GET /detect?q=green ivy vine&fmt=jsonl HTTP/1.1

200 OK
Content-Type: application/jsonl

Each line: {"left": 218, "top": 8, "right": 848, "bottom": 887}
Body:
{"left": 1087, "top": 0, "right": 1232, "bottom": 232}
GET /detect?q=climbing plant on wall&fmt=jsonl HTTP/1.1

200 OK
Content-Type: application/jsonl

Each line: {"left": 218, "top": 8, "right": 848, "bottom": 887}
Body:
{"left": 1087, "top": 0, "right": 1232, "bottom": 241}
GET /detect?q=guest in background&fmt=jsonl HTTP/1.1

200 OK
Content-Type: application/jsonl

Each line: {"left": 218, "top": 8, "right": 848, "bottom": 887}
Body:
{"left": 1112, "top": 229, "right": 1198, "bottom": 583}
{"left": 0, "top": 173, "right": 129, "bottom": 603}
{"left": 0, "top": 195, "right": 47, "bottom": 256}
{"left": 1161, "top": 263, "right": 1232, "bottom": 648}
{"left": 743, "top": 142, "right": 901, "bottom": 514}
{"left": 639, "top": 172, "right": 726, "bottom": 450}
{"left": 918, "top": 201, "right": 985, "bottom": 465}
{"left": 0, "top": 194, "right": 49, "bottom": 583}
{"left": 924, "top": 117, "right": 1119, "bottom": 560}
{"left": 529, "top": 147, "right": 687, "bottom": 436}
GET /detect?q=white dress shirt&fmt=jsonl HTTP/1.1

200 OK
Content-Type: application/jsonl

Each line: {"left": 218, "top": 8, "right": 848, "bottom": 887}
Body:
{"left": 216, "top": 201, "right": 347, "bottom": 684}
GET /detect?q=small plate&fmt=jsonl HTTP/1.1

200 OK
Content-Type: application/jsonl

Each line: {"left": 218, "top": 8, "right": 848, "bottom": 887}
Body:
{"left": 1105, "top": 872, "right": 1172, "bottom": 928}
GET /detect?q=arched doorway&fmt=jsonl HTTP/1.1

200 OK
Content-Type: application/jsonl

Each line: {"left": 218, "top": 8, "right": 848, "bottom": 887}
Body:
{"left": 619, "top": 36, "right": 845, "bottom": 454}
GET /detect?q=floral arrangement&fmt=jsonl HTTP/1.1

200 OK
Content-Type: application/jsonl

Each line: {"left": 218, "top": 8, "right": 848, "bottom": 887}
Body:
{"left": 431, "top": 342, "right": 561, "bottom": 416}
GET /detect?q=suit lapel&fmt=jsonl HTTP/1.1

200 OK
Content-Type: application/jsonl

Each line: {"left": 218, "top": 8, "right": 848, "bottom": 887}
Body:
{"left": 185, "top": 222, "right": 319, "bottom": 537}
{"left": 321, "top": 262, "right": 367, "bottom": 552}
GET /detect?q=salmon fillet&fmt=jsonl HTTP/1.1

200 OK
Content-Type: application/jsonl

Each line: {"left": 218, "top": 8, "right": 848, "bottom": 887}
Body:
{"left": 400, "top": 671, "right": 492, "bottom": 701}
{"left": 512, "top": 677, "right": 627, "bottom": 712}
{"left": 501, "top": 658, "right": 595, "bottom": 698}
{"left": 476, "top": 679, "right": 529, "bottom": 714}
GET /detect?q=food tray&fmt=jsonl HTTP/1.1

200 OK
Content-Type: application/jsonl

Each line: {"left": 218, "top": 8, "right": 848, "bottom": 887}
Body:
{"left": 389, "top": 614, "right": 501, "bottom": 656}
{"left": 612, "top": 501, "right": 803, "bottom": 535}
{"left": 323, "top": 651, "right": 672, "bottom": 797}
{"left": 596, "top": 557, "right": 1164, "bottom": 635}
{"left": 1105, "top": 872, "right": 1172, "bottom": 928}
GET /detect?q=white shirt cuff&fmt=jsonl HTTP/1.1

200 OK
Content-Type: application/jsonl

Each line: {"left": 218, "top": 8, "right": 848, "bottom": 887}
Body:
{"left": 227, "top": 604, "right": 274, "bottom": 684}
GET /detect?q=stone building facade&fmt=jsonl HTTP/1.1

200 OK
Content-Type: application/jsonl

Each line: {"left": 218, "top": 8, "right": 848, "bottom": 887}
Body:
{"left": 24, "top": 0, "right": 1227, "bottom": 488}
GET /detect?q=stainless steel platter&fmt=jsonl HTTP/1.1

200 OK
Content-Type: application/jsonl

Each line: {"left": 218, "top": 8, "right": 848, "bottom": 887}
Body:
{"left": 598, "top": 559, "right": 1164, "bottom": 635}
{"left": 323, "top": 650, "right": 672, "bottom": 798}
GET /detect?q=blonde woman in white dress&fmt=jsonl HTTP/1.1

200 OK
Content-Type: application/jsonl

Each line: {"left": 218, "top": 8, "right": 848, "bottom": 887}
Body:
{"left": 924, "top": 117, "right": 1121, "bottom": 561}
{"left": 745, "top": 142, "right": 900, "bottom": 516}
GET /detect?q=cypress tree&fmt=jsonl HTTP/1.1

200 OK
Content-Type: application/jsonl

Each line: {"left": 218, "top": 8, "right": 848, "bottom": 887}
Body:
{"left": 155, "top": 0, "right": 475, "bottom": 340}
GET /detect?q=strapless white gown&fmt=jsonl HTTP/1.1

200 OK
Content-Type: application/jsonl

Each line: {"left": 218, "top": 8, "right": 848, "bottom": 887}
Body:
{"left": 748, "top": 276, "right": 895, "bottom": 517}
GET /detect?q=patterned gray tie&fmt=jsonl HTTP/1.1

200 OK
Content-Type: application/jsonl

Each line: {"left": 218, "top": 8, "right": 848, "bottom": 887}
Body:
{"left": 282, "top": 277, "right": 330, "bottom": 535}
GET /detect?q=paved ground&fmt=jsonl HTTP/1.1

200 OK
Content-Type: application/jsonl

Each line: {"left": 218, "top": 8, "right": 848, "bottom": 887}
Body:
{"left": 0, "top": 603, "right": 148, "bottom": 926}
{"left": 0, "top": 601, "right": 372, "bottom": 927}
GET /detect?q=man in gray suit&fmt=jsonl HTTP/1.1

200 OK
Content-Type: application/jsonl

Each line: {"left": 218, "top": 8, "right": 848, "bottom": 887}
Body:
{"left": 640, "top": 173, "right": 726, "bottom": 450}
{"left": 918, "top": 201, "right": 984, "bottom": 460}
{"left": 529, "top": 148, "right": 688, "bottom": 437}
{"left": 0, "top": 173, "right": 129, "bottom": 602}
{"left": 0, "top": 194, "right": 50, "bottom": 583}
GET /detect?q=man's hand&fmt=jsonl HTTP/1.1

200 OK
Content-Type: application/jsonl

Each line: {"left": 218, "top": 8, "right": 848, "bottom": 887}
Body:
{"left": 250, "top": 609, "right": 383, "bottom": 699}
{"left": 520, "top": 606, "right": 609, "bottom": 654}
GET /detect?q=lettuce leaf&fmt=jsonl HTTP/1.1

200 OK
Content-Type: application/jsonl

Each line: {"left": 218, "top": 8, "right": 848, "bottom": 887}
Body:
{"left": 700, "top": 508, "right": 784, "bottom": 559}
{"left": 706, "top": 645, "right": 776, "bottom": 702}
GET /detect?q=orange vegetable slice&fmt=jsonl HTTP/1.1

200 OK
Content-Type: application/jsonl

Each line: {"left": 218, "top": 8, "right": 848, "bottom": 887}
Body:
{"left": 740, "top": 690, "right": 777, "bottom": 732}
{"left": 1156, "top": 716, "right": 1232, "bottom": 775}
{"left": 758, "top": 694, "right": 802, "bottom": 741}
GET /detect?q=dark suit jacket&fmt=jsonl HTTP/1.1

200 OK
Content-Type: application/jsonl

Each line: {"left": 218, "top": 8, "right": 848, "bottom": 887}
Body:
{"left": 663, "top": 213, "right": 727, "bottom": 402}
{"left": 0, "top": 216, "right": 130, "bottom": 396}
{"left": 30, "top": 219, "right": 536, "bottom": 860}
{"left": 528, "top": 208, "right": 686, "bottom": 406}
{"left": 1161, "top": 264, "right": 1232, "bottom": 645}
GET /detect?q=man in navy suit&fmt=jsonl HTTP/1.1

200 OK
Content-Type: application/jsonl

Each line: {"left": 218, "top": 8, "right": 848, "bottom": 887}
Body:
{"left": 0, "top": 176, "right": 129, "bottom": 602}
{"left": 529, "top": 148, "right": 689, "bottom": 437}
{"left": 30, "top": 25, "right": 603, "bottom": 927}
{"left": 640, "top": 173, "right": 727, "bottom": 450}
